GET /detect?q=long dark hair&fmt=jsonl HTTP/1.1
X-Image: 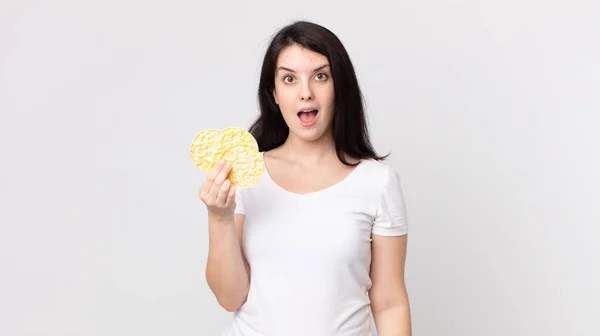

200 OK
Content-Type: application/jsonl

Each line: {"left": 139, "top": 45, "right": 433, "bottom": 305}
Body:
{"left": 248, "top": 20, "right": 388, "bottom": 166}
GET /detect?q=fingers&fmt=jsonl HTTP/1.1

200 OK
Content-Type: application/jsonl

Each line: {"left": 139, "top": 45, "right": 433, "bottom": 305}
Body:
{"left": 199, "top": 161, "right": 224, "bottom": 199}
{"left": 215, "top": 179, "right": 231, "bottom": 204}
{"left": 227, "top": 185, "right": 236, "bottom": 204}
{"left": 209, "top": 161, "right": 232, "bottom": 195}
{"left": 213, "top": 161, "right": 232, "bottom": 186}
{"left": 199, "top": 160, "right": 234, "bottom": 206}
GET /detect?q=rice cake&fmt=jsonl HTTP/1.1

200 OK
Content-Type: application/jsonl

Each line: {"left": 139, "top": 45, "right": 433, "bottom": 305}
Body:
{"left": 190, "top": 127, "right": 264, "bottom": 188}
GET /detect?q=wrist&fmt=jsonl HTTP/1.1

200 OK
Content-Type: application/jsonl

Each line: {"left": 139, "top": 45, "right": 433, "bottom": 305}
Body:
{"left": 208, "top": 212, "right": 235, "bottom": 223}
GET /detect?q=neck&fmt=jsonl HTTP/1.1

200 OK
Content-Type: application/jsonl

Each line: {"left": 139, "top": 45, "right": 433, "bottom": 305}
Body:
{"left": 280, "top": 131, "right": 337, "bottom": 164}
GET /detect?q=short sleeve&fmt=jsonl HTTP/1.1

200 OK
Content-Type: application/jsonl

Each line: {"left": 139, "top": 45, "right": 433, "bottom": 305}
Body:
{"left": 372, "top": 167, "right": 408, "bottom": 236}
{"left": 233, "top": 187, "right": 245, "bottom": 215}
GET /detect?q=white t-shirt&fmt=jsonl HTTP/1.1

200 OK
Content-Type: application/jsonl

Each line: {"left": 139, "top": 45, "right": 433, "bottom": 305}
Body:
{"left": 221, "top": 155, "right": 409, "bottom": 336}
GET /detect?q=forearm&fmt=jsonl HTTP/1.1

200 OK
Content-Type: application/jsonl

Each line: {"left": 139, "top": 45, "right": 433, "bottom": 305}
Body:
{"left": 206, "top": 215, "right": 249, "bottom": 311}
{"left": 372, "top": 300, "right": 412, "bottom": 336}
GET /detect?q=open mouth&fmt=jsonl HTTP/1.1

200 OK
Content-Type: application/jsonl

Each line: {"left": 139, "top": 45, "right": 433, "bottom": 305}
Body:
{"left": 297, "top": 109, "right": 319, "bottom": 125}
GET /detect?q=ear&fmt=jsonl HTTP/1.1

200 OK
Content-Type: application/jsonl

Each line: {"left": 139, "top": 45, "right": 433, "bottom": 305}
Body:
{"left": 272, "top": 89, "right": 279, "bottom": 105}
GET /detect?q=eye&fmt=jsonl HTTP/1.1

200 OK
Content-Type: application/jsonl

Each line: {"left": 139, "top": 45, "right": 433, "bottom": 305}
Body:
{"left": 315, "top": 73, "right": 328, "bottom": 81}
{"left": 283, "top": 75, "right": 295, "bottom": 84}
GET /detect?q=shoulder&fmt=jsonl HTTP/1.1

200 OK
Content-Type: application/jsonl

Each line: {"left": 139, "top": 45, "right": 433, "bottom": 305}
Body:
{"left": 356, "top": 158, "right": 399, "bottom": 188}
{"left": 362, "top": 159, "right": 409, "bottom": 236}
{"left": 355, "top": 158, "right": 407, "bottom": 210}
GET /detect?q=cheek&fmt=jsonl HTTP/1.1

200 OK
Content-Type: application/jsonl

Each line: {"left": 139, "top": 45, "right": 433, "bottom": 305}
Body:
{"left": 317, "top": 85, "right": 335, "bottom": 103}
{"left": 277, "top": 97, "right": 294, "bottom": 112}
{"left": 274, "top": 90, "right": 295, "bottom": 110}
{"left": 275, "top": 96, "right": 298, "bottom": 121}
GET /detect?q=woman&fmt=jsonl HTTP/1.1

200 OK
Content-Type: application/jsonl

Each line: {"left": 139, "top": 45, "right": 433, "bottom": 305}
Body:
{"left": 200, "top": 21, "right": 411, "bottom": 336}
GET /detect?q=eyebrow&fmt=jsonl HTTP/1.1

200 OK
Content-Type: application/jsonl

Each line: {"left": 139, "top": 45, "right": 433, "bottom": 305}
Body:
{"left": 277, "top": 64, "right": 330, "bottom": 73}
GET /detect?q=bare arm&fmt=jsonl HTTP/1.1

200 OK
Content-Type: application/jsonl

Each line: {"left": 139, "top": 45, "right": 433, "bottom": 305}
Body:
{"left": 200, "top": 161, "right": 250, "bottom": 312}
{"left": 369, "top": 234, "right": 411, "bottom": 336}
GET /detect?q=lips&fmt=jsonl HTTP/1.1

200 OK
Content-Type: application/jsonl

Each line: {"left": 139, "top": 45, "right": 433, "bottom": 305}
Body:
{"left": 297, "top": 106, "right": 318, "bottom": 113}
{"left": 297, "top": 108, "right": 318, "bottom": 127}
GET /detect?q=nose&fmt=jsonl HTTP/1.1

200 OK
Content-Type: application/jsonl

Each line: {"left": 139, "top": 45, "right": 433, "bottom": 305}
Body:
{"left": 299, "top": 80, "right": 313, "bottom": 100}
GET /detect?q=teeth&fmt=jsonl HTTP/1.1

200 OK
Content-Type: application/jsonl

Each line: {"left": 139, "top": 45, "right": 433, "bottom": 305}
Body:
{"left": 297, "top": 109, "right": 318, "bottom": 117}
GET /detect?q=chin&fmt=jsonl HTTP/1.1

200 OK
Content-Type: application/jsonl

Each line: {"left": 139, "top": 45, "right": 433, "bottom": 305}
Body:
{"left": 291, "top": 124, "right": 331, "bottom": 142}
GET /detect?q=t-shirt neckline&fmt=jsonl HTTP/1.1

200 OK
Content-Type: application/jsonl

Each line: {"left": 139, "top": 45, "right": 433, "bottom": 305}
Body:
{"left": 260, "top": 151, "right": 364, "bottom": 197}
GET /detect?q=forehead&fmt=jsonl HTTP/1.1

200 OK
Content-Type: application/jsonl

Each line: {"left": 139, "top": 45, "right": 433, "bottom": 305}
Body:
{"left": 276, "top": 44, "right": 329, "bottom": 70}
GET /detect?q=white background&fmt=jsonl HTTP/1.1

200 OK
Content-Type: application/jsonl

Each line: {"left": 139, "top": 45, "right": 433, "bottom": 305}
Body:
{"left": 1, "top": 0, "right": 599, "bottom": 335}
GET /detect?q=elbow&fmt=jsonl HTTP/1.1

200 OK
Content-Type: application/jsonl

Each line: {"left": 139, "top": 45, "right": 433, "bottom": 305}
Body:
{"left": 218, "top": 296, "right": 247, "bottom": 312}
{"left": 371, "top": 297, "right": 410, "bottom": 315}
{"left": 205, "top": 269, "right": 250, "bottom": 312}
{"left": 211, "top": 281, "right": 249, "bottom": 313}
{"left": 369, "top": 285, "right": 410, "bottom": 314}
